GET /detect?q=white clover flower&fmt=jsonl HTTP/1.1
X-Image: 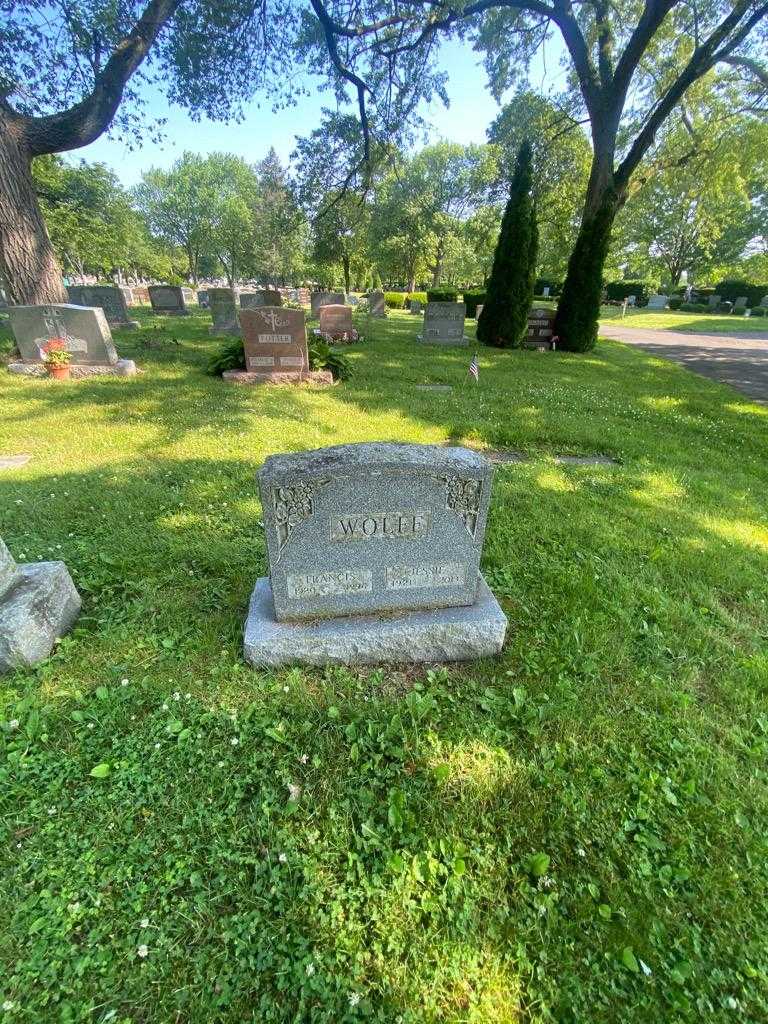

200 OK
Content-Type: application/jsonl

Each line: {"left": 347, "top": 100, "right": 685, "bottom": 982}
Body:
{"left": 217, "top": 761, "right": 225, "bottom": 768}
{"left": 47, "top": 807, "right": 57, "bottom": 816}
{"left": 8, "top": 719, "right": 19, "bottom": 731}
{"left": 140, "top": 917, "right": 149, "bottom": 929}
{"left": 278, "top": 852, "right": 287, "bottom": 863}
{"left": 348, "top": 992, "right": 361, "bottom": 1007}
{"left": 2, "top": 1000, "right": 15, "bottom": 1011}
{"left": 283, "top": 685, "right": 289, "bottom": 693}
{"left": 306, "top": 962, "right": 315, "bottom": 976}
{"left": 172, "top": 692, "right": 180, "bottom": 701}
{"left": 287, "top": 783, "right": 301, "bottom": 802}
{"left": 230, "top": 737, "right": 239, "bottom": 746}
{"left": 121, "top": 679, "right": 129, "bottom": 687}
{"left": 162, "top": 703, "right": 169, "bottom": 712}
{"left": 299, "top": 753, "right": 308, "bottom": 764}
{"left": 185, "top": 693, "right": 191, "bottom": 700}
{"left": 154, "top": 742, "right": 161, "bottom": 749}
{"left": 577, "top": 847, "right": 586, "bottom": 858}
{"left": 137, "top": 944, "right": 149, "bottom": 958}
{"left": 87, "top": 723, "right": 95, "bottom": 730}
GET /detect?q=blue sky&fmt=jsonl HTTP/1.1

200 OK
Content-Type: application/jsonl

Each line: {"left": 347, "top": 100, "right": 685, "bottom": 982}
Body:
{"left": 79, "top": 35, "right": 569, "bottom": 185}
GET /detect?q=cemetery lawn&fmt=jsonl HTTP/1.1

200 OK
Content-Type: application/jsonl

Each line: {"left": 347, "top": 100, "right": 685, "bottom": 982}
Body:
{"left": 599, "top": 306, "right": 768, "bottom": 333}
{"left": 2, "top": 308, "right": 768, "bottom": 1024}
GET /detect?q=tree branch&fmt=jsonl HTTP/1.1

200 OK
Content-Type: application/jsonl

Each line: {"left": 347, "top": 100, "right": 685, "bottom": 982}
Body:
{"left": 310, "top": 0, "right": 373, "bottom": 161}
{"left": 612, "top": 0, "right": 676, "bottom": 100}
{"left": 22, "top": 0, "right": 183, "bottom": 156}
{"left": 616, "top": 0, "right": 768, "bottom": 187}
{"left": 719, "top": 53, "right": 768, "bottom": 88}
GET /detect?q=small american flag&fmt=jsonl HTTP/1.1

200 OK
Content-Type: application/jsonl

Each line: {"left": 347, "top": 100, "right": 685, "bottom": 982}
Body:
{"left": 468, "top": 351, "right": 479, "bottom": 381}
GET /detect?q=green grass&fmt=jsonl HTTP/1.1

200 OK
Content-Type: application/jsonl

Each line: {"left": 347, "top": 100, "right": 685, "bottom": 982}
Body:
{"left": 1, "top": 308, "right": 768, "bottom": 1023}
{"left": 599, "top": 306, "right": 768, "bottom": 334}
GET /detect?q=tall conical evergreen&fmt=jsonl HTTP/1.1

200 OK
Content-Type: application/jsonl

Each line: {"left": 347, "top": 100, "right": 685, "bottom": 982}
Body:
{"left": 477, "top": 140, "right": 536, "bottom": 348}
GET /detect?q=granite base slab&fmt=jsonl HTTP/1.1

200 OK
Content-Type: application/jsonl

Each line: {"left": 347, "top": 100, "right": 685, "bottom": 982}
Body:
{"left": 243, "top": 575, "right": 507, "bottom": 667}
{"left": 8, "top": 359, "right": 138, "bottom": 378}
{"left": 223, "top": 370, "right": 334, "bottom": 386}
{"left": 0, "top": 562, "right": 81, "bottom": 672}
{"left": 415, "top": 335, "right": 469, "bottom": 347}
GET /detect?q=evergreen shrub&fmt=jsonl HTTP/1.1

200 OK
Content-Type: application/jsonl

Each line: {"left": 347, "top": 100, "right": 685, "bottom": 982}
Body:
{"left": 463, "top": 290, "right": 486, "bottom": 317}
{"left": 477, "top": 140, "right": 536, "bottom": 348}
{"left": 384, "top": 292, "right": 407, "bottom": 309}
{"left": 427, "top": 289, "right": 459, "bottom": 303}
{"left": 605, "top": 281, "right": 652, "bottom": 305}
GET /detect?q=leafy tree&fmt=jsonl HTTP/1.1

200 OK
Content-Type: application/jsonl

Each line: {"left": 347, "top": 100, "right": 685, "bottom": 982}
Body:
{"left": 304, "top": 0, "right": 768, "bottom": 351}
{"left": 462, "top": 206, "right": 503, "bottom": 285}
{"left": 615, "top": 112, "right": 768, "bottom": 283}
{"left": 488, "top": 91, "right": 591, "bottom": 279}
{"left": 252, "top": 149, "right": 308, "bottom": 285}
{"left": 477, "top": 141, "right": 537, "bottom": 348}
{"left": 133, "top": 153, "right": 218, "bottom": 283}
{"left": 206, "top": 155, "right": 260, "bottom": 286}
{"left": 33, "top": 155, "right": 170, "bottom": 280}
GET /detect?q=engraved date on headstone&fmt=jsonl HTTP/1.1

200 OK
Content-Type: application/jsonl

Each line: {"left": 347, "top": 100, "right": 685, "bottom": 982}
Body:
{"left": 287, "top": 569, "right": 373, "bottom": 599}
{"left": 385, "top": 563, "right": 467, "bottom": 590}
{"left": 330, "top": 511, "right": 431, "bottom": 541}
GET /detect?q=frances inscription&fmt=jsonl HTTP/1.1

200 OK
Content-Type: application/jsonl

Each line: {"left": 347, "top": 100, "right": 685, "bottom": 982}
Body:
{"left": 287, "top": 569, "right": 373, "bottom": 599}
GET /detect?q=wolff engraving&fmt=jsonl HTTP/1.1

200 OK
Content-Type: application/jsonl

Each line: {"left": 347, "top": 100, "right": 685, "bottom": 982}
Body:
{"left": 330, "top": 511, "right": 431, "bottom": 542}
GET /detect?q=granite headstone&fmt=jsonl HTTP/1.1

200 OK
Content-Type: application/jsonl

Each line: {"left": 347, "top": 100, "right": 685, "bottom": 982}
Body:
{"left": 243, "top": 443, "right": 507, "bottom": 665}
{"left": 148, "top": 285, "right": 189, "bottom": 315}
{"left": 208, "top": 287, "right": 240, "bottom": 334}
{"left": 241, "top": 289, "right": 283, "bottom": 309}
{"left": 524, "top": 307, "right": 556, "bottom": 350}
{"left": 0, "top": 535, "right": 81, "bottom": 672}
{"left": 311, "top": 291, "right": 345, "bottom": 317}
{"left": 319, "top": 304, "right": 354, "bottom": 336}
{"left": 8, "top": 304, "right": 137, "bottom": 376}
{"left": 66, "top": 285, "right": 138, "bottom": 328}
{"left": 419, "top": 302, "right": 468, "bottom": 346}
{"left": 223, "top": 307, "right": 330, "bottom": 385}
{"left": 368, "top": 291, "right": 386, "bottom": 317}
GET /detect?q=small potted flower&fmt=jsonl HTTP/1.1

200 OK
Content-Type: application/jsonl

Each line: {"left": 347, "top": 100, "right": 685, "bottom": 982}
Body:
{"left": 41, "top": 338, "right": 72, "bottom": 380}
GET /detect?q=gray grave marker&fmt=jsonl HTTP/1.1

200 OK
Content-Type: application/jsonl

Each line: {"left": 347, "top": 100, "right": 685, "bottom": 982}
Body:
{"left": 148, "top": 285, "right": 189, "bottom": 315}
{"left": 208, "top": 287, "right": 240, "bottom": 334}
{"left": 311, "top": 291, "right": 345, "bottom": 317}
{"left": 243, "top": 443, "right": 507, "bottom": 665}
{"left": 368, "top": 290, "right": 387, "bottom": 317}
{"left": 66, "top": 285, "right": 138, "bottom": 328}
{"left": 241, "top": 289, "right": 283, "bottom": 309}
{"left": 0, "top": 535, "right": 81, "bottom": 672}
{"left": 7, "top": 304, "right": 137, "bottom": 376}
{"left": 418, "top": 302, "right": 468, "bottom": 346}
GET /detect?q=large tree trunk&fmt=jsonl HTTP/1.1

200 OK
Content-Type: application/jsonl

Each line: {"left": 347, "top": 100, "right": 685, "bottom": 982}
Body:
{"left": 555, "top": 149, "right": 624, "bottom": 352}
{"left": 0, "top": 120, "right": 66, "bottom": 305}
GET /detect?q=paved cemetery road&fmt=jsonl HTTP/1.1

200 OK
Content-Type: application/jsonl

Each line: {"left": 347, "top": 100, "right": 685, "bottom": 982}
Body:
{"left": 600, "top": 325, "right": 768, "bottom": 404}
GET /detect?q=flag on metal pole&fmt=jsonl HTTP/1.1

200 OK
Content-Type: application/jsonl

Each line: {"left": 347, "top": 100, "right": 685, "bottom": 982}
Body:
{"left": 468, "top": 351, "right": 479, "bottom": 382}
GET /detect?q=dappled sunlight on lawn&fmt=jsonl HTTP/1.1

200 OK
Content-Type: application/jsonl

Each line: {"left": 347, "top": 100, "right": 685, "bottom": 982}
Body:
{"left": 696, "top": 515, "right": 768, "bottom": 554}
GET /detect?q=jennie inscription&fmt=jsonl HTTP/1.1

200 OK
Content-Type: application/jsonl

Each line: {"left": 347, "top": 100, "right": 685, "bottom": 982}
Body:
{"left": 258, "top": 443, "right": 493, "bottom": 622}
